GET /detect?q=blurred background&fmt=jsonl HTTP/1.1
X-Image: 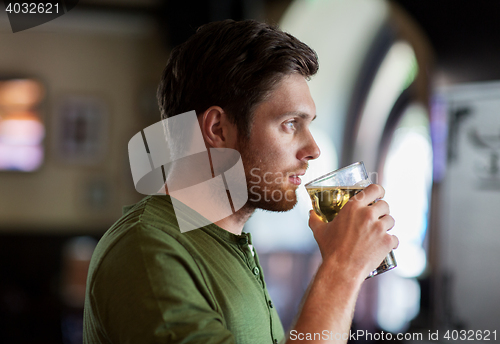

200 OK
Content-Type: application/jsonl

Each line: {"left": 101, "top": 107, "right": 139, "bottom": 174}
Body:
{"left": 1, "top": 0, "right": 499, "bottom": 343}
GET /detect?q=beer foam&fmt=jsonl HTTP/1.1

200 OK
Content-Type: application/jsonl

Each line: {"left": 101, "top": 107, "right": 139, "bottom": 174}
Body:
{"left": 353, "top": 180, "right": 371, "bottom": 188}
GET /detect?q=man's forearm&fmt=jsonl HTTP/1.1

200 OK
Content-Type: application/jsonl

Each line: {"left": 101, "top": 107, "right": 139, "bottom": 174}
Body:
{"left": 287, "top": 184, "right": 398, "bottom": 343}
{"left": 285, "top": 257, "right": 364, "bottom": 344}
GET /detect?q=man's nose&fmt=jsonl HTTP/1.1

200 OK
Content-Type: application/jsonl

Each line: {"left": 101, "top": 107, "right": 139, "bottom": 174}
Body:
{"left": 299, "top": 131, "right": 321, "bottom": 161}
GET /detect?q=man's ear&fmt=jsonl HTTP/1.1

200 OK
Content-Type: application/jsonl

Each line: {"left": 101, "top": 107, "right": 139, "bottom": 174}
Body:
{"left": 200, "top": 106, "right": 237, "bottom": 148}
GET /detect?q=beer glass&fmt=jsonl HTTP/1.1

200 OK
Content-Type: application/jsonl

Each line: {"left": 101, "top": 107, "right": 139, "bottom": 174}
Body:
{"left": 304, "top": 161, "right": 396, "bottom": 278}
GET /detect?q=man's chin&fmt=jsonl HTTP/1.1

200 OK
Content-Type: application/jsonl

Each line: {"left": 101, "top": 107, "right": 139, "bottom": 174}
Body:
{"left": 265, "top": 200, "right": 297, "bottom": 212}
{"left": 247, "top": 188, "right": 298, "bottom": 212}
{"left": 248, "top": 200, "right": 297, "bottom": 213}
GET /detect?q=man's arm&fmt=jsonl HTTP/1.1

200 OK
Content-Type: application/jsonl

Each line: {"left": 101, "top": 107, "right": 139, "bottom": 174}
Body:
{"left": 286, "top": 184, "right": 398, "bottom": 343}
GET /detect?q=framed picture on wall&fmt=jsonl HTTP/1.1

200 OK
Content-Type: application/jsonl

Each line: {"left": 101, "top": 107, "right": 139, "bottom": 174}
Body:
{"left": 54, "top": 95, "right": 108, "bottom": 165}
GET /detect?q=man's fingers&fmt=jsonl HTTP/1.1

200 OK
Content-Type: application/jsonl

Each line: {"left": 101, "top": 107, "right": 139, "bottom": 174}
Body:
{"left": 352, "top": 184, "right": 385, "bottom": 206}
{"left": 379, "top": 214, "right": 395, "bottom": 231}
{"left": 390, "top": 234, "right": 399, "bottom": 249}
{"left": 371, "top": 200, "right": 390, "bottom": 219}
{"left": 308, "top": 210, "right": 324, "bottom": 233}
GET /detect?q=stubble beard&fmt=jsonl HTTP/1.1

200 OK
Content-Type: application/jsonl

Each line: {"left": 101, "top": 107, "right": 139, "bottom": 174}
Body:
{"left": 237, "top": 138, "right": 300, "bottom": 213}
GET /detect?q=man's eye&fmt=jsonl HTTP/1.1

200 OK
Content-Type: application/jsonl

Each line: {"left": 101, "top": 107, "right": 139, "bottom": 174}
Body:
{"left": 284, "top": 121, "right": 296, "bottom": 130}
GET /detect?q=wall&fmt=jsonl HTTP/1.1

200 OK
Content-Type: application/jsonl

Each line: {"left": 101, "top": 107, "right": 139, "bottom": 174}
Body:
{"left": 0, "top": 9, "right": 168, "bottom": 232}
{"left": 436, "top": 82, "right": 500, "bottom": 331}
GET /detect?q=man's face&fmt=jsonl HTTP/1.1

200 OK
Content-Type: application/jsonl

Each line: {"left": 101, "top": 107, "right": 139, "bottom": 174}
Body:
{"left": 237, "top": 73, "right": 320, "bottom": 212}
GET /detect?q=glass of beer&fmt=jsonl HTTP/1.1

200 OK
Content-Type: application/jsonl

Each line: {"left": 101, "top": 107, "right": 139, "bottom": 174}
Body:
{"left": 304, "top": 161, "right": 396, "bottom": 278}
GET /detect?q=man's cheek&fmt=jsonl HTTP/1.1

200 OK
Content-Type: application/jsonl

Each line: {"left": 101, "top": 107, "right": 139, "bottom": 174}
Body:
{"left": 274, "top": 172, "right": 286, "bottom": 184}
{"left": 249, "top": 167, "right": 261, "bottom": 184}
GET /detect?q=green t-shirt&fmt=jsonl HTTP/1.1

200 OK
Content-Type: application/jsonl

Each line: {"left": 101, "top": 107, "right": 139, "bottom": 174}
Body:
{"left": 83, "top": 195, "right": 285, "bottom": 344}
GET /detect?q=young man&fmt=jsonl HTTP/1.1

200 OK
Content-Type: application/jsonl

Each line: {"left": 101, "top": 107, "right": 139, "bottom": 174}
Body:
{"left": 83, "top": 20, "right": 398, "bottom": 343}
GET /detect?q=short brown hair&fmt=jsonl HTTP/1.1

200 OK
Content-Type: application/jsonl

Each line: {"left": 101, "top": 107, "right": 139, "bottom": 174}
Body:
{"left": 157, "top": 19, "right": 318, "bottom": 137}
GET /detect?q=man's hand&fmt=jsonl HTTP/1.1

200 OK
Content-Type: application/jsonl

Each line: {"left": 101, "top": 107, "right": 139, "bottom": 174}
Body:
{"left": 308, "top": 184, "right": 398, "bottom": 281}
{"left": 287, "top": 184, "right": 398, "bottom": 343}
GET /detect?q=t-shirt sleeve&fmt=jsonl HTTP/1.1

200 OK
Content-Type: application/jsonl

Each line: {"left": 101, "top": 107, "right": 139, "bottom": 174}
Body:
{"left": 87, "top": 224, "right": 235, "bottom": 344}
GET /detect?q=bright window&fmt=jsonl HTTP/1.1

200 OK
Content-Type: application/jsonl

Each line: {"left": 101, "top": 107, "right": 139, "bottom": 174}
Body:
{"left": 0, "top": 79, "right": 45, "bottom": 172}
{"left": 377, "top": 103, "right": 433, "bottom": 332}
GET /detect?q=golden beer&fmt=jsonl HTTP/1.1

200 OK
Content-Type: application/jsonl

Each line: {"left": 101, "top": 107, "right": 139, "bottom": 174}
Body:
{"left": 306, "top": 186, "right": 363, "bottom": 223}
{"left": 305, "top": 162, "right": 397, "bottom": 278}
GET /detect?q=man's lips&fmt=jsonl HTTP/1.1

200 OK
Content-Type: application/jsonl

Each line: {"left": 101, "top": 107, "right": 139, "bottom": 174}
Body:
{"left": 288, "top": 171, "right": 306, "bottom": 186}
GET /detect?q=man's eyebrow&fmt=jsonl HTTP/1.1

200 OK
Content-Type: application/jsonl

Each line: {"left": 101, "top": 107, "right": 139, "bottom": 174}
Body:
{"left": 280, "top": 111, "right": 317, "bottom": 121}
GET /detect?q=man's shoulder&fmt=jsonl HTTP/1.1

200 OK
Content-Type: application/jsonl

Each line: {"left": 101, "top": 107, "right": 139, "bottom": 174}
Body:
{"left": 84, "top": 197, "right": 230, "bottom": 343}
{"left": 88, "top": 196, "right": 190, "bottom": 276}
{"left": 99, "top": 195, "right": 180, "bottom": 246}
{"left": 89, "top": 195, "right": 227, "bottom": 276}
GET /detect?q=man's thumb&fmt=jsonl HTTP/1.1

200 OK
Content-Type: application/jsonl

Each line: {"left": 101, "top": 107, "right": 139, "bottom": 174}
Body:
{"left": 308, "top": 210, "right": 325, "bottom": 234}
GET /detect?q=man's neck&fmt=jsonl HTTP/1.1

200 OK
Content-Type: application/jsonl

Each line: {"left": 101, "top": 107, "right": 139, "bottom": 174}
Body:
{"left": 162, "top": 182, "right": 256, "bottom": 236}
{"left": 214, "top": 204, "right": 255, "bottom": 235}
